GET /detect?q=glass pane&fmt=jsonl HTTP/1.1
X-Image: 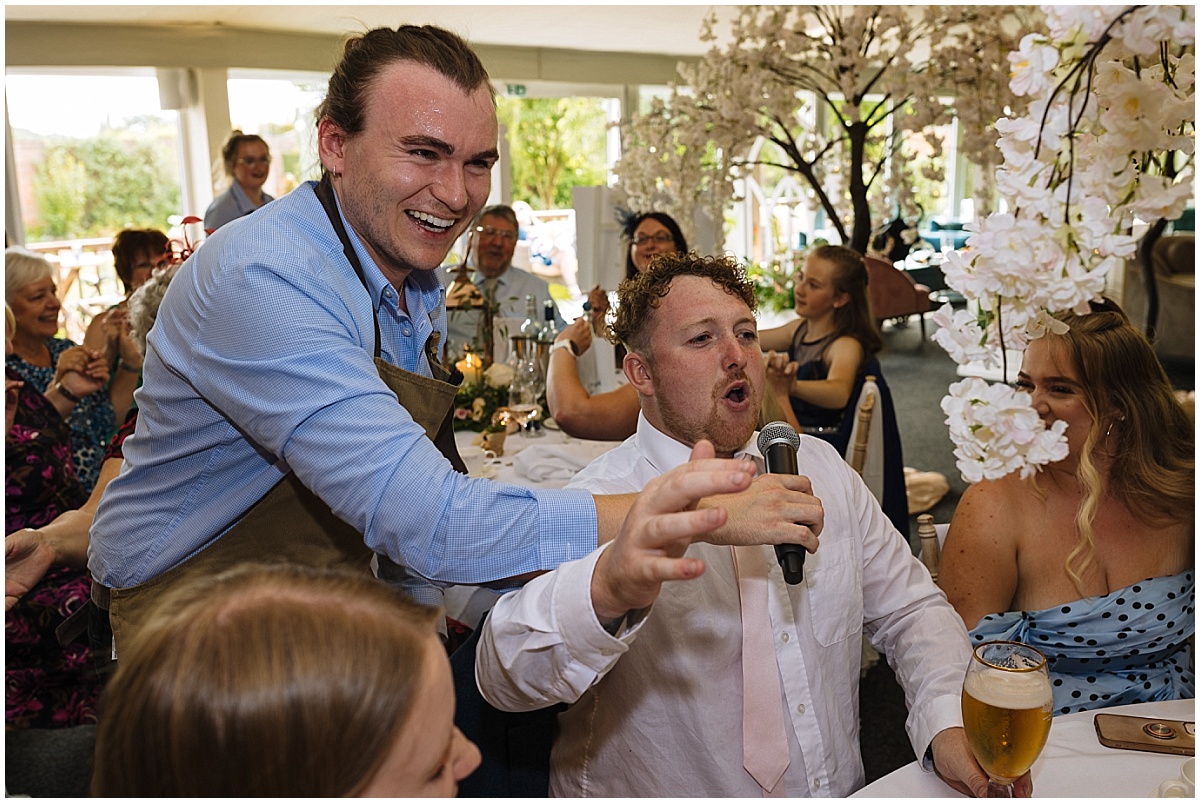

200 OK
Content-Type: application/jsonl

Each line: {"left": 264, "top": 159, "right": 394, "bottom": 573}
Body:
{"left": 226, "top": 73, "right": 327, "bottom": 198}
{"left": 6, "top": 71, "right": 182, "bottom": 341}
{"left": 6, "top": 72, "right": 181, "bottom": 242}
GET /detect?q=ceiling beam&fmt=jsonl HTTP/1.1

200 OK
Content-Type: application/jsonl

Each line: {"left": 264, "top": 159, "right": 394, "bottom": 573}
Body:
{"left": 5, "top": 21, "right": 692, "bottom": 85}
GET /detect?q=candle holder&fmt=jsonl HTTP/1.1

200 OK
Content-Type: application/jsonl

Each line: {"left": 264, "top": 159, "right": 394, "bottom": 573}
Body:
{"left": 445, "top": 263, "right": 496, "bottom": 367}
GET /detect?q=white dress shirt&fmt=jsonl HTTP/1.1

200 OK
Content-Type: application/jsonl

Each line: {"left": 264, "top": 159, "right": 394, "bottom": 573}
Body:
{"left": 477, "top": 413, "right": 970, "bottom": 797}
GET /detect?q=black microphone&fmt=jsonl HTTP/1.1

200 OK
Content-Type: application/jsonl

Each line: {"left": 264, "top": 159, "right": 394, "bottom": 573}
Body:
{"left": 757, "top": 421, "right": 805, "bottom": 585}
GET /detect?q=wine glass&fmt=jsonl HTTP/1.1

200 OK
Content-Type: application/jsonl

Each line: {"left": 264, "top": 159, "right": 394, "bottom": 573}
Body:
{"left": 961, "top": 640, "right": 1053, "bottom": 797}
{"left": 508, "top": 353, "right": 544, "bottom": 438}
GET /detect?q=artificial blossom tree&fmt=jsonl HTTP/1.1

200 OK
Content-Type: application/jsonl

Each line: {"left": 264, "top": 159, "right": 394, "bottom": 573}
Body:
{"left": 934, "top": 5, "right": 1195, "bottom": 482}
{"left": 615, "top": 5, "right": 1029, "bottom": 252}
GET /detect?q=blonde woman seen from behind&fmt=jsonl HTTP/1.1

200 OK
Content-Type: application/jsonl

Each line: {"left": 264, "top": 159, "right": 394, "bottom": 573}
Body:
{"left": 92, "top": 563, "right": 481, "bottom": 797}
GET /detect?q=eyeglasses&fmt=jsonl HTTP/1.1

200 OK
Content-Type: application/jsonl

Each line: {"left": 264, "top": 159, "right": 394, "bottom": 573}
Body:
{"left": 237, "top": 155, "right": 272, "bottom": 166}
{"left": 476, "top": 226, "right": 516, "bottom": 242}
{"left": 133, "top": 255, "right": 173, "bottom": 272}
{"left": 632, "top": 232, "right": 675, "bottom": 246}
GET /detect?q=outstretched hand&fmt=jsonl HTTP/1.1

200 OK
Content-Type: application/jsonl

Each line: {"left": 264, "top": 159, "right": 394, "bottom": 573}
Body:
{"left": 931, "top": 727, "right": 1033, "bottom": 798}
{"left": 590, "top": 440, "right": 755, "bottom": 621}
{"left": 5, "top": 529, "right": 56, "bottom": 611}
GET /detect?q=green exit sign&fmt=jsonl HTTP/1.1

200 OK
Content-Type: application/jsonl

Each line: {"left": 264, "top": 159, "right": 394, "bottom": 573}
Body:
{"left": 505, "top": 84, "right": 527, "bottom": 97}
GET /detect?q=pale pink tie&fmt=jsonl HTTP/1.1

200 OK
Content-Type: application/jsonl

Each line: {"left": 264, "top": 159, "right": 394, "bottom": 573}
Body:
{"left": 733, "top": 544, "right": 790, "bottom": 797}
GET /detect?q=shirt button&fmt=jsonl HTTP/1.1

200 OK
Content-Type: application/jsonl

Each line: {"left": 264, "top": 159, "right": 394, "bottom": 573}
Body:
{"left": 781, "top": 632, "right": 790, "bottom": 643}
{"left": 814, "top": 779, "right": 822, "bottom": 790}
{"left": 401, "top": 326, "right": 412, "bottom": 337}
{"left": 796, "top": 704, "right": 806, "bottom": 715}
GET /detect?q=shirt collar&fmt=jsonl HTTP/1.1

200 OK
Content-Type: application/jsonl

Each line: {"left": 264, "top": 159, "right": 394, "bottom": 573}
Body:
{"left": 470, "top": 264, "right": 513, "bottom": 286}
{"left": 320, "top": 181, "right": 444, "bottom": 316}
{"left": 633, "top": 412, "right": 763, "bottom": 476}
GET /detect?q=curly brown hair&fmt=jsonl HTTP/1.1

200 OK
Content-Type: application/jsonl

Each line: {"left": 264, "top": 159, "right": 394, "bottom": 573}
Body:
{"left": 609, "top": 251, "right": 756, "bottom": 355}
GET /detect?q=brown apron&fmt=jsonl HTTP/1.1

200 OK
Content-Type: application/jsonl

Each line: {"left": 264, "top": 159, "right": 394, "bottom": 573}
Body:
{"left": 107, "top": 177, "right": 465, "bottom": 653}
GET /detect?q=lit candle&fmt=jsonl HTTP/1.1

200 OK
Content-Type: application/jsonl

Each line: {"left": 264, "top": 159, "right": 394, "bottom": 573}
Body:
{"left": 455, "top": 351, "right": 483, "bottom": 385}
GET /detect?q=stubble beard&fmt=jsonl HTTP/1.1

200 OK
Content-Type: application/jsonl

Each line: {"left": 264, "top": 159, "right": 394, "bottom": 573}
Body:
{"left": 654, "top": 370, "right": 759, "bottom": 457}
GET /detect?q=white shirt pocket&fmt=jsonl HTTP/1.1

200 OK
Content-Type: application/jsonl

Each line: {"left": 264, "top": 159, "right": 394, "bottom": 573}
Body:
{"left": 803, "top": 538, "right": 864, "bottom": 647}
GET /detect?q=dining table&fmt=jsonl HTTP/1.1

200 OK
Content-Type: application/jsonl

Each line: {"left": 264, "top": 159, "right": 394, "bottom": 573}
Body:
{"left": 444, "top": 424, "right": 623, "bottom": 630}
{"left": 853, "top": 698, "right": 1195, "bottom": 798}
{"left": 453, "top": 424, "right": 622, "bottom": 489}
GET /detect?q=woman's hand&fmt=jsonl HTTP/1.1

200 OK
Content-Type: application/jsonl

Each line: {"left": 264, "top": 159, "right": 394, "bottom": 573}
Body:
{"left": 5, "top": 529, "right": 56, "bottom": 610}
{"left": 557, "top": 318, "right": 593, "bottom": 356}
{"left": 110, "top": 309, "right": 144, "bottom": 370}
{"left": 763, "top": 350, "right": 798, "bottom": 400}
{"left": 5, "top": 377, "right": 23, "bottom": 435}
{"left": 53, "top": 345, "right": 110, "bottom": 398}
{"left": 587, "top": 285, "right": 610, "bottom": 335}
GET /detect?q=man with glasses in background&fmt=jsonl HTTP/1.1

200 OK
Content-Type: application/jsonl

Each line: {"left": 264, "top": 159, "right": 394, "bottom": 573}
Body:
{"left": 444, "top": 204, "right": 564, "bottom": 355}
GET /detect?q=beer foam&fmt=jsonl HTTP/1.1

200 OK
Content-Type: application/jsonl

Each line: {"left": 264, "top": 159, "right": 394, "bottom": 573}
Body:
{"left": 964, "top": 668, "right": 1052, "bottom": 710}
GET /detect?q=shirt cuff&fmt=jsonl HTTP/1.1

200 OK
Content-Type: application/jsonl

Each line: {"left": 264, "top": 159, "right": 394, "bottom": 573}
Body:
{"left": 556, "top": 543, "right": 648, "bottom": 674}
{"left": 910, "top": 692, "right": 964, "bottom": 771}
{"left": 530, "top": 487, "right": 600, "bottom": 568}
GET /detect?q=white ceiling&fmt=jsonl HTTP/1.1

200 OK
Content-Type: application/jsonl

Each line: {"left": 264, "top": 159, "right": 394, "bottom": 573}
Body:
{"left": 4, "top": 3, "right": 738, "bottom": 58}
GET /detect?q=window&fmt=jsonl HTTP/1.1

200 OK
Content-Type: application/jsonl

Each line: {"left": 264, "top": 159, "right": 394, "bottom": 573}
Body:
{"left": 226, "top": 71, "right": 328, "bottom": 198}
{"left": 6, "top": 69, "right": 182, "bottom": 242}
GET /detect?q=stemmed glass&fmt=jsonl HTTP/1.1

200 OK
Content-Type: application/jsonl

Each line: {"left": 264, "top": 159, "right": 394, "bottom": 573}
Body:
{"left": 961, "top": 640, "right": 1053, "bottom": 797}
{"left": 508, "top": 352, "right": 544, "bottom": 438}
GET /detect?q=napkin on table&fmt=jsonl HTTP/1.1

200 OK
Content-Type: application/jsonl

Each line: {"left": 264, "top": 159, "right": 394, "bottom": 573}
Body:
{"left": 511, "top": 442, "right": 616, "bottom": 482}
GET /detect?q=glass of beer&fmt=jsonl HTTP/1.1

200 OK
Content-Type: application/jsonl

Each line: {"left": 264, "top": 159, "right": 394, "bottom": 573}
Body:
{"left": 961, "top": 640, "right": 1052, "bottom": 797}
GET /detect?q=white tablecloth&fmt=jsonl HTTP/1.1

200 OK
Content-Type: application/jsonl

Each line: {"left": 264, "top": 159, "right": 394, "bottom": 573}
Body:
{"left": 454, "top": 426, "right": 620, "bottom": 489}
{"left": 445, "top": 427, "right": 622, "bottom": 629}
{"left": 853, "top": 699, "right": 1195, "bottom": 798}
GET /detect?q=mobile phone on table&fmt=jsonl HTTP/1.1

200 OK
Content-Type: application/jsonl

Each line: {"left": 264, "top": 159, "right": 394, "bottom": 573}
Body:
{"left": 1094, "top": 713, "right": 1195, "bottom": 756}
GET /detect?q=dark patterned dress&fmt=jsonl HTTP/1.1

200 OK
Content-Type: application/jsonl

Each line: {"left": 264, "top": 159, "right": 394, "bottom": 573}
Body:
{"left": 5, "top": 369, "right": 99, "bottom": 729}
{"left": 7, "top": 337, "right": 116, "bottom": 493}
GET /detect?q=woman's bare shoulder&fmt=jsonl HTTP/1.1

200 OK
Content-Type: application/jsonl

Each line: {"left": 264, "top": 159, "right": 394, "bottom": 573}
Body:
{"left": 951, "top": 475, "right": 1034, "bottom": 534}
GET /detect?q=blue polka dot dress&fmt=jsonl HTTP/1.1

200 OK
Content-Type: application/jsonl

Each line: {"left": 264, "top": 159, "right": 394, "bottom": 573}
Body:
{"left": 970, "top": 572, "right": 1195, "bottom": 716}
{"left": 6, "top": 338, "right": 116, "bottom": 493}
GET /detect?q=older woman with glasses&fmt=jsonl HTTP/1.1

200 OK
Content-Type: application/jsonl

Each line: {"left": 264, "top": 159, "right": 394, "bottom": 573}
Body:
{"left": 5, "top": 248, "right": 120, "bottom": 492}
{"left": 203, "top": 130, "right": 275, "bottom": 231}
{"left": 546, "top": 211, "right": 687, "bottom": 441}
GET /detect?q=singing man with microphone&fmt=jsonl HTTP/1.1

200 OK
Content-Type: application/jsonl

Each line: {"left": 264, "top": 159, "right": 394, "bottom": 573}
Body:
{"left": 477, "top": 252, "right": 1023, "bottom": 798}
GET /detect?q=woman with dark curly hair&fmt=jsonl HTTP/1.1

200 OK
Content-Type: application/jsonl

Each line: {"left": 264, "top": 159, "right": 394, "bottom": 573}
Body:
{"left": 546, "top": 211, "right": 687, "bottom": 441}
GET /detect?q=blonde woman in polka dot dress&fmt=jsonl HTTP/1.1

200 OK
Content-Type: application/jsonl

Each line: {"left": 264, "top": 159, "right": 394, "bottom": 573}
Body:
{"left": 940, "top": 299, "right": 1193, "bottom": 716}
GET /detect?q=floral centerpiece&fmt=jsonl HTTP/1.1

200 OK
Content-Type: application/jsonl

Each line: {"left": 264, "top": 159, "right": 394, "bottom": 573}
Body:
{"left": 453, "top": 362, "right": 514, "bottom": 433}
{"left": 933, "top": 5, "right": 1194, "bottom": 481}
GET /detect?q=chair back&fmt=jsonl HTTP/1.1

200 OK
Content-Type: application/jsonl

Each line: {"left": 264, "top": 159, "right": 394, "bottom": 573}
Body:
{"left": 847, "top": 376, "right": 878, "bottom": 480}
{"left": 835, "top": 358, "right": 910, "bottom": 538}
{"left": 916, "top": 513, "right": 945, "bottom": 582}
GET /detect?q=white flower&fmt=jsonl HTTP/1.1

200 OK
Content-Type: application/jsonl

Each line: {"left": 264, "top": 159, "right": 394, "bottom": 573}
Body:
{"left": 484, "top": 363, "right": 514, "bottom": 388}
{"left": 1008, "top": 34, "right": 1059, "bottom": 97}
{"left": 942, "top": 379, "right": 1069, "bottom": 483}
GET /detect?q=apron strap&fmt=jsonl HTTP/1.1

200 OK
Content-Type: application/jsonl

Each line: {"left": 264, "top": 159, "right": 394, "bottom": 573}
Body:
{"left": 314, "top": 175, "right": 382, "bottom": 360}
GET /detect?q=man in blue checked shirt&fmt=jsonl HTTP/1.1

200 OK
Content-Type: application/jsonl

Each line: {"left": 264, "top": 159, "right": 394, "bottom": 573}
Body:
{"left": 88, "top": 25, "right": 817, "bottom": 656}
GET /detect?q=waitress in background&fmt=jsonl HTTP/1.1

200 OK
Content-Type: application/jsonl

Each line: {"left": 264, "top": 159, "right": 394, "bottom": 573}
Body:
{"left": 203, "top": 131, "right": 275, "bottom": 231}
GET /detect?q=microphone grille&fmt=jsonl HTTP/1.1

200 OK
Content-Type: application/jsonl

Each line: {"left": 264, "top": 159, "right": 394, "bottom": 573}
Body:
{"left": 758, "top": 421, "right": 800, "bottom": 452}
